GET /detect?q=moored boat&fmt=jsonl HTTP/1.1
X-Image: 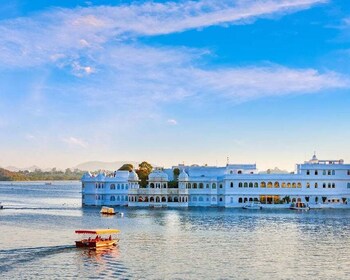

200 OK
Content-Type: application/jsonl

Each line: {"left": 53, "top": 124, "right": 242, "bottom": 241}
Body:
{"left": 75, "top": 229, "right": 120, "bottom": 248}
{"left": 242, "top": 202, "right": 262, "bottom": 210}
{"left": 100, "top": 206, "right": 116, "bottom": 215}
{"left": 0, "top": 202, "right": 3, "bottom": 209}
{"left": 290, "top": 202, "right": 310, "bottom": 211}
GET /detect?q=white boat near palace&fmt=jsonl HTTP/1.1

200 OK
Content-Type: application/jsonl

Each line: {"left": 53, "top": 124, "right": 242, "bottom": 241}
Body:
{"left": 81, "top": 154, "right": 350, "bottom": 209}
{"left": 290, "top": 202, "right": 310, "bottom": 211}
{"left": 243, "top": 202, "right": 262, "bottom": 210}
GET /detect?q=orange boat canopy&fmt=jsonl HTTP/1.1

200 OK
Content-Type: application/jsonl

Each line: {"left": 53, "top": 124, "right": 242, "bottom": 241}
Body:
{"left": 75, "top": 229, "right": 120, "bottom": 235}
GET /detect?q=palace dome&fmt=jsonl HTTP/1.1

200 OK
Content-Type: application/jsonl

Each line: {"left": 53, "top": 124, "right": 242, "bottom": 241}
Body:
{"left": 148, "top": 169, "right": 169, "bottom": 181}
{"left": 128, "top": 170, "right": 139, "bottom": 181}
{"left": 82, "top": 172, "right": 92, "bottom": 180}
{"left": 96, "top": 172, "right": 105, "bottom": 181}
{"left": 178, "top": 169, "right": 189, "bottom": 181}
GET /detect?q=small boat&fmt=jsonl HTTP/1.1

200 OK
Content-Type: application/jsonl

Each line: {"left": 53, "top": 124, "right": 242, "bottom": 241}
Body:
{"left": 290, "top": 202, "right": 310, "bottom": 211}
{"left": 242, "top": 202, "right": 262, "bottom": 210}
{"left": 75, "top": 229, "right": 120, "bottom": 248}
{"left": 100, "top": 206, "right": 116, "bottom": 215}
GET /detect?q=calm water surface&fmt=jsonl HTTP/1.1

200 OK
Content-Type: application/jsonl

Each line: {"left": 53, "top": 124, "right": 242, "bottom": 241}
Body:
{"left": 0, "top": 182, "right": 350, "bottom": 279}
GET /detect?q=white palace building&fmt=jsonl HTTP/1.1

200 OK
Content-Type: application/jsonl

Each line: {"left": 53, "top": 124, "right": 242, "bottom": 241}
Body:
{"left": 81, "top": 155, "right": 350, "bottom": 208}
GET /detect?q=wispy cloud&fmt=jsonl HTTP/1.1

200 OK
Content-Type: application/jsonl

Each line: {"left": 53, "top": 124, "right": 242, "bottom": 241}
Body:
{"left": 0, "top": 0, "right": 345, "bottom": 116}
{"left": 62, "top": 137, "right": 88, "bottom": 148}
{"left": 0, "top": 0, "right": 327, "bottom": 68}
{"left": 167, "top": 119, "right": 178, "bottom": 125}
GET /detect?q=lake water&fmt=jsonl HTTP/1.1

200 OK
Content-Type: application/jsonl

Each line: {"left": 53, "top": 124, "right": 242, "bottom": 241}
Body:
{"left": 0, "top": 182, "right": 350, "bottom": 279}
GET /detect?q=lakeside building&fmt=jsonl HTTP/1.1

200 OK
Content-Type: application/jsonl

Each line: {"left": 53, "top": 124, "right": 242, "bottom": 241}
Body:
{"left": 81, "top": 155, "right": 350, "bottom": 208}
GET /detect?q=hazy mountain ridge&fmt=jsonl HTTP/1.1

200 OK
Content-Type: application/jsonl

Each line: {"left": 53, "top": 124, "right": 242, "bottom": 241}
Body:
{"left": 259, "top": 167, "right": 290, "bottom": 174}
{"left": 73, "top": 161, "right": 141, "bottom": 172}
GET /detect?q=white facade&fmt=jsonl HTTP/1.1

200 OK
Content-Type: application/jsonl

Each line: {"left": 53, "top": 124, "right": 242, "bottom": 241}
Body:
{"left": 81, "top": 155, "right": 350, "bottom": 209}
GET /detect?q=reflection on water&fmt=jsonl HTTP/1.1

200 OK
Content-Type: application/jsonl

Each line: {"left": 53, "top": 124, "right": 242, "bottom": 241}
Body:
{"left": 0, "top": 182, "right": 350, "bottom": 279}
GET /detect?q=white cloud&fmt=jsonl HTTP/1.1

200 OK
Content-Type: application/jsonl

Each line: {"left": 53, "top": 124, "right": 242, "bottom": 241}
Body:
{"left": 62, "top": 137, "right": 88, "bottom": 148}
{"left": 0, "top": 0, "right": 327, "bottom": 68}
{"left": 167, "top": 119, "right": 178, "bottom": 125}
{"left": 25, "top": 134, "right": 35, "bottom": 140}
{"left": 0, "top": 0, "right": 346, "bottom": 114}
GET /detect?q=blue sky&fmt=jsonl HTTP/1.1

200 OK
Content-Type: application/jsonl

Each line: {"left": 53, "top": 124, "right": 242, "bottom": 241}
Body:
{"left": 0, "top": 0, "right": 350, "bottom": 170}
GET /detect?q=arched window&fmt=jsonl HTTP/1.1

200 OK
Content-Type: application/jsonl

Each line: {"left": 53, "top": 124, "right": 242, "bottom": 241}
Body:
{"left": 206, "top": 184, "right": 210, "bottom": 188}
{"left": 219, "top": 197, "right": 223, "bottom": 202}
{"left": 315, "top": 170, "right": 318, "bottom": 175}
{"left": 110, "top": 184, "right": 115, "bottom": 190}
{"left": 249, "top": 198, "right": 253, "bottom": 202}
{"left": 193, "top": 196, "right": 197, "bottom": 202}
{"left": 199, "top": 183, "right": 204, "bottom": 189}
{"left": 156, "top": 196, "right": 160, "bottom": 202}
{"left": 328, "top": 170, "right": 331, "bottom": 175}
{"left": 120, "top": 184, "right": 123, "bottom": 190}
{"left": 239, "top": 182, "right": 243, "bottom": 188}
{"left": 254, "top": 182, "right": 258, "bottom": 188}
{"left": 292, "top": 183, "right": 296, "bottom": 188}
{"left": 150, "top": 197, "right": 154, "bottom": 202}
{"left": 328, "top": 183, "right": 331, "bottom": 188}
{"left": 315, "top": 182, "right": 318, "bottom": 188}
{"left": 287, "top": 183, "right": 291, "bottom": 188}
{"left": 212, "top": 197, "right": 216, "bottom": 201}
{"left": 306, "top": 182, "right": 310, "bottom": 188}
{"left": 282, "top": 182, "right": 286, "bottom": 188}
{"left": 261, "top": 182, "right": 266, "bottom": 188}
{"left": 220, "top": 184, "right": 223, "bottom": 188}
{"left": 323, "top": 170, "right": 326, "bottom": 175}
{"left": 306, "top": 170, "right": 310, "bottom": 175}
{"left": 212, "top": 183, "right": 216, "bottom": 189}
{"left": 150, "top": 183, "right": 154, "bottom": 188}
{"left": 238, "top": 197, "right": 243, "bottom": 203}
{"left": 249, "top": 182, "right": 253, "bottom": 188}
{"left": 323, "top": 183, "right": 326, "bottom": 188}
{"left": 110, "top": 196, "right": 115, "bottom": 201}
{"left": 244, "top": 182, "right": 248, "bottom": 188}
{"left": 199, "top": 196, "right": 203, "bottom": 202}
{"left": 332, "top": 170, "right": 335, "bottom": 175}
{"left": 193, "top": 183, "right": 197, "bottom": 189}
{"left": 187, "top": 183, "right": 191, "bottom": 189}
{"left": 244, "top": 197, "right": 248, "bottom": 203}
{"left": 267, "top": 182, "right": 273, "bottom": 188}
{"left": 117, "top": 184, "right": 120, "bottom": 190}
{"left": 162, "top": 197, "right": 166, "bottom": 202}
{"left": 274, "top": 182, "right": 280, "bottom": 188}
{"left": 332, "top": 183, "right": 335, "bottom": 188}
{"left": 117, "top": 196, "right": 120, "bottom": 201}
{"left": 230, "top": 182, "right": 234, "bottom": 188}
{"left": 347, "top": 183, "right": 350, "bottom": 189}
{"left": 168, "top": 196, "right": 173, "bottom": 202}
{"left": 125, "top": 196, "right": 128, "bottom": 201}
{"left": 238, "top": 170, "right": 242, "bottom": 174}
{"left": 297, "top": 182, "right": 302, "bottom": 188}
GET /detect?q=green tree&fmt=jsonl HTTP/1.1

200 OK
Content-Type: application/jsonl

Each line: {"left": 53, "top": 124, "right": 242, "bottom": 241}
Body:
{"left": 136, "top": 161, "right": 153, "bottom": 187}
{"left": 118, "top": 163, "right": 134, "bottom": 172}
{"left": 173, "top": 168, "right": 180, "bottom": 179}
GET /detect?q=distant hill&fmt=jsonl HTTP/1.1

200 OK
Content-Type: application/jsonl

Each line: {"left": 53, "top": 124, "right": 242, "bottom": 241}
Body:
{"left": 5, "top": 165, "right": 42, "bottom": 172}
{"left": 74, "top": 161, "right": 140, "bottom": 172}
{"left": 259, "top": 167, "right": 290, "bottom": 174}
